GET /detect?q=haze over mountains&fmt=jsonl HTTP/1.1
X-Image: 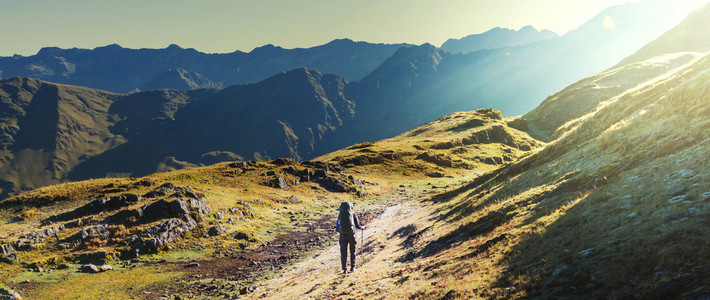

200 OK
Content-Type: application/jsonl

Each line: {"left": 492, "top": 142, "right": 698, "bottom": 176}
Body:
{"left": 441, "top": 25, "right": 558, "bottom": 54}
{"left": 0, "top": 0, "right": 704, "bottom": 199}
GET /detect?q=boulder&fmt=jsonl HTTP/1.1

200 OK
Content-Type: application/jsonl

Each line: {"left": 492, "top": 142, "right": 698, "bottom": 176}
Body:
{"left": 229, "top": 231, "right": 252, "bottom": 240}
{"left": 207, "top": 226, "right": 226, "bottom": 237}
{"left": 80, "top": 264, "right": 100, "bottom": 273}
{"left": 99, "top": 264, "right": 113, "bottom": 272}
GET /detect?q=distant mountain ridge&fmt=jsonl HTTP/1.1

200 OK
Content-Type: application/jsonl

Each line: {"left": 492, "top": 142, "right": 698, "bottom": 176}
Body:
{"left": 0, "top": 0, "right": 704, "bottom": 199}
{"left": 0, "top": 68, "right": 353, "bottom": 198}
{"left": 0, "top": 39, "right": 409, "bottom": 93}
{"left": 342, "top": 0, "right": 706, "bottom": 142}
{"left": 441, "top": 25, "right": 558, "bottom": 54}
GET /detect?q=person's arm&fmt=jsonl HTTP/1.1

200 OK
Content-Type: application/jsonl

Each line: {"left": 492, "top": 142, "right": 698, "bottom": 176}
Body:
{"left": 353, "top": 213, "right": 363, "bottom": 230}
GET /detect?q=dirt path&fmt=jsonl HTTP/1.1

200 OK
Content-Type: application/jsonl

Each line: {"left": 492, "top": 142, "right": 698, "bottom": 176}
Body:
{"left": 252, "top": 194, "right": 427, "bottom": 299}
{"left": 140, "top": 207, "right": 382, "bottom": 299}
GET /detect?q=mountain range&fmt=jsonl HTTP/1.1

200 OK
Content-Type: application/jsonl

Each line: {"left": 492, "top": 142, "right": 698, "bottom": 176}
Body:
{"left": 0, "top": 0, "right": 704, "bottom": 199}
{"left": 0, "top": 40, "right": 408, "bottom": 93}
{"left": 441, "top": 25, "right": 558, "bottom": 54}
{"left": 1, "top": 1, "right": 710, "bottom": 299}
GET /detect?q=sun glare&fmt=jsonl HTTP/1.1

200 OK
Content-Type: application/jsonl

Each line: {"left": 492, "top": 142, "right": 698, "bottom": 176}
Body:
{"left": 603, "top": 16, "right": 616, "bottom": 29}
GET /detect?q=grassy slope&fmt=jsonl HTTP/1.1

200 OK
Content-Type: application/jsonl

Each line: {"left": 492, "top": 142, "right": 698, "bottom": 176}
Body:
{"left": 254, "top": 51, "right": 710, "bottom": 299}
{"left": 0, "top": 109, "right": 538, "bottom": 299}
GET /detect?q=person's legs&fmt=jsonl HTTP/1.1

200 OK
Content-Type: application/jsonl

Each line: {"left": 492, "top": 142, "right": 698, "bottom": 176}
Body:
{"left": 339, "top": 234, "right": 347, "bottom": 272}
{"left": 348, "top": 233, "right": 357, "bottom": 271}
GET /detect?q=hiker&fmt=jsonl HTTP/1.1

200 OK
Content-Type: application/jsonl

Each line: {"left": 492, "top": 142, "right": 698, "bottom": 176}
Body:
{"left": 336, "top": 201, "right": 363, "bottom": 273}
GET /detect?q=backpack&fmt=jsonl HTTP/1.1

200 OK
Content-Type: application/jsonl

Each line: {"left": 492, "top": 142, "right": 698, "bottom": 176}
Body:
{"left": 336, "top": 201, "right": 355, "bottom": 234}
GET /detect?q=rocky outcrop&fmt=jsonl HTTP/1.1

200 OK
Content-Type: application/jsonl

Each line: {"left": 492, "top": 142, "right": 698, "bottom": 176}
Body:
{"left": 49, "top": 193, "right": 141, "bottom": 222}
{"left": 107, "top": 195, "right": 211, "bottom": 224}
{"left": 265, "top": 176, "right": 291, "bottom": 190}
{"left": 318, "top": 176, "right": 350, "bottom": 192}
{"left": 72, "top": 224, "right": 110, "bottom": 242}
{"left": 461, "top": 125, "right": 539, "bottom": 151}
{"left": 132, "top": 217, "right": 198, "bottom": 254}
{"left": 13, "top": 224, "right": 66, "bottom": 250}
{"left": 415, "top": 152, "right": 474, "bottom": 169}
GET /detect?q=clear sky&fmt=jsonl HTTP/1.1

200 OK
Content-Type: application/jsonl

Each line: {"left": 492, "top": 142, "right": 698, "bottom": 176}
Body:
{"left": 0, "top": 0, "right": 706, "bottom": 56}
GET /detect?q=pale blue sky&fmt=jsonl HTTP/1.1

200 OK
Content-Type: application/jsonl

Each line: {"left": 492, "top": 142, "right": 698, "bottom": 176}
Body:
{"left": 0, "top": 0, "right": 706, "bottom": 56}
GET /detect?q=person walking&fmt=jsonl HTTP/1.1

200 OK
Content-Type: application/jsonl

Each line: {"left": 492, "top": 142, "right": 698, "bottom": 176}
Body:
{"left": 336, "top": 201, "right": 363, "bottom": 274}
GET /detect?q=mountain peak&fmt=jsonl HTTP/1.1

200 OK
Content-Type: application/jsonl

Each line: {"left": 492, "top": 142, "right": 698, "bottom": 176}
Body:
{"left": 518, "top": 25, "right": 537, "bottom": 32}
{"left": 250, "top": 44, "right": 284, "bottom": 53}
{"left": 36, "top": 47, "right": 62, "bottom": 56}
{"left": 326, "top": 38, "right": 355, "bottom": 45}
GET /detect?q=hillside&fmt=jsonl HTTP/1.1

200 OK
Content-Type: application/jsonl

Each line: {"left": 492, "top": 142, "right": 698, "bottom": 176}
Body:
{"left": 0, "top": 109, "right": 540, "bottom": 299}
{"left": 260, "top": 6, "right": 710, "bottom": 298}
{"left": 341, "top": 0, "right": 706, "bottom": 144}
{"left": 0, "top": 40, "right": 709, "bottom": 298}
{"left": 616, "top": 1, "right": 710, "bottom": 67}
{"left": 0, "top": 40, "right": 408, "bottom": 93}
{"left": 0, "top": 68, "right": 354, "bottom": 199}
